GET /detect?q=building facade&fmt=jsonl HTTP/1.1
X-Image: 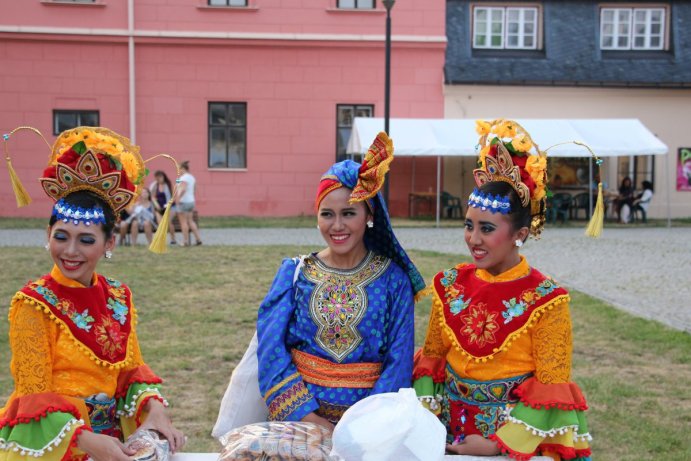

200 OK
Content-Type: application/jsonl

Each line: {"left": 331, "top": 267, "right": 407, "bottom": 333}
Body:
{"left": 443, "top": 0, "right": 691, "bottom": 219}
{"left": 0, "top": 0, "right": 446, "bottom": 218}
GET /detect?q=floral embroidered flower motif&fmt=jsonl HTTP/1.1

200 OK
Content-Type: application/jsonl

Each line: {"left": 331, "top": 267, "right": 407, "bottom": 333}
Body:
{"left": 107, "top": 298, "right": 128, "bottom": 325}
{"left": 536, "top": 278, "right": 557, "bottom": 297}
{"left": 449, "top": 295, "right": 472, "bottom": 315}
{"left": 55, "top": 298, "right": 95, "bottom": 331}
{"left": 31, "top": 283, "right": 59, "bottom": 306}
{"left": 440, "top": 269, "right": 458, "bottom": 287}
{"left": 501, "top": 298, "right": 528, "bottom": 324}
{"left": 474, "top": 406, "right": 505, "bottom": 438}
{"left": 460, "top": 303, "right": 499, "bottom": 347}
{"left": 95, "top": 316, "right": 125, "bottom": 360}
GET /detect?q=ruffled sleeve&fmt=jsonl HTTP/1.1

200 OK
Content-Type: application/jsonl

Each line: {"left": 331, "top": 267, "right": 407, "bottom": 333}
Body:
{"left": 114, "top": 301, "right": 166, "bottom": 438}
{"left": 0, "top": 296, "right": 90, "bottom": 461}
{"left": 256, "top": 259, "right": 319, "bottom": 422}
{"left": 491, "top": 301, "right": 592, "bottom": 460}
{"left": 412, "top": 287, "right": 449, "bottom": 412}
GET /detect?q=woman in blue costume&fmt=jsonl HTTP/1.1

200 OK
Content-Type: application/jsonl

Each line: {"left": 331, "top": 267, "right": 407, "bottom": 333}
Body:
{"left": 256, "top": 132, "right": 425, "bottom": 430}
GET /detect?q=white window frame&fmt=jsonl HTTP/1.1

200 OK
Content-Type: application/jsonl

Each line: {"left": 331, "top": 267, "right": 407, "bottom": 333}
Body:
{"left": 473, "top": 5, "right": 539, "bottom": 50}
{"left": 600, "top": 6, "right": 666, "bottom": 51}
{"left": 337, "top": 0, "right": 375, "bottom": 9}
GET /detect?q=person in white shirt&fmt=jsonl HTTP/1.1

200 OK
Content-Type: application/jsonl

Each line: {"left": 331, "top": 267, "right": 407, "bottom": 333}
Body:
{"left": 631, "top": 180, "right": 654, "bottom": 222}
{"left": 176, "top": 161, "right": 202, "bottom": 246}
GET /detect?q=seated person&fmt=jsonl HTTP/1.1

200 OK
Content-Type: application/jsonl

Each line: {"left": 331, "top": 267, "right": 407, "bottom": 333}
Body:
{"left": 122, "top": 188, "right": 158, "bottom": 246}
{"left": 631, "top": 180, "right": 654, "bottom": 221}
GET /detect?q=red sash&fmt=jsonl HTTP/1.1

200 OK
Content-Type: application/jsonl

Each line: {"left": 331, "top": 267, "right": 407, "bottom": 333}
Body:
{"left": 19, "top": 274, "right": 133, "bottom": 365}
{"left": 433, "top": 264, "right": 568, "bottom": 359}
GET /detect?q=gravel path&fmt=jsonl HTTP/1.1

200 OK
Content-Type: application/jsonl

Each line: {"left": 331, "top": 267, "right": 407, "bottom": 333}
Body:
{"left": 2, "top": 226, "right": 688, "bottom": 332}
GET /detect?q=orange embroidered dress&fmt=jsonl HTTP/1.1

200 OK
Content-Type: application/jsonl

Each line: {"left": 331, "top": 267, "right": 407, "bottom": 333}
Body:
{"left": 0, "top": 266, "right": 165, "bottom": 461}
{"left": 413, "top": 257, "right": 591, "bottom": 461}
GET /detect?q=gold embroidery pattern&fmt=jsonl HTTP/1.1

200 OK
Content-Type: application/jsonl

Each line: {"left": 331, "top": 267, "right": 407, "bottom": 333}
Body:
{"left": 303, "top": 252, "right": 390, "bottom": 362}
{"left": 532, "top": 302, "right": 573, "bottom": 384}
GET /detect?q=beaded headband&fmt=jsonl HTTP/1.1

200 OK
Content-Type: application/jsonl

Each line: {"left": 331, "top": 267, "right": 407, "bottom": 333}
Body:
{"left": 467, "top": 188, "right": 511, "bottom": 215}
{"left": 53, "top": 198, "right": 106, "bottom": 226}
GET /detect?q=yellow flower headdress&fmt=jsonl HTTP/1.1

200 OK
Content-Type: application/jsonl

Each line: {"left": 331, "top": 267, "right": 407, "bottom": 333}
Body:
{"left": 3, "top": 125, "right": 183, "bottom": 253}
{"left": 474, "top": 119, "right": 548, "bottom": 238}
{"left": 473, "top": 119, "right": 604, "bottom": 238}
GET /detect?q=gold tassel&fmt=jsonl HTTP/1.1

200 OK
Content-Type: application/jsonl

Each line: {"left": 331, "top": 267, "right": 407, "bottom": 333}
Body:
{"left": 585, "top": 182, "right": 605, "bottom": 238}
{"left": 149, "top": 200, "right": 173, "bottom": 254}
{"left": 143, "top": 153, "right": 182, "bottom": 254}
{"left": 5, "top": 156, "right": 32, "bottom": 207}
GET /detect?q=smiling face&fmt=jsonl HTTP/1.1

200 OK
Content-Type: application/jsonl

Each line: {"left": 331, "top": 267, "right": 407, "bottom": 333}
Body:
{"left": 47, "top": 221, "right": 115, "bottom": 286}
{"left": 464, "top": 206, "right": 528, "bottom": 276}
{"left": 317, "top": 187, "right": 370, "bottom": 263}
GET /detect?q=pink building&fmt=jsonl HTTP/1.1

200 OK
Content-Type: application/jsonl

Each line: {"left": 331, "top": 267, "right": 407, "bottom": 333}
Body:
{"left": 0, "top": 0, "right": 446, "bottom": 218}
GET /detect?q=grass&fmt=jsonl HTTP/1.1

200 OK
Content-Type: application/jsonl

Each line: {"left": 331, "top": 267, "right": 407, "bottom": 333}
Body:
{"left": 0, "top": 246, "right": 689, "bottom": 460}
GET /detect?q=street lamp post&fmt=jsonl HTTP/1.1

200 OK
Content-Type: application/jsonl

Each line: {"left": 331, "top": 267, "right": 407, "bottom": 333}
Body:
{"left": 382, "top": 0, "right": 395, "bottom": 204}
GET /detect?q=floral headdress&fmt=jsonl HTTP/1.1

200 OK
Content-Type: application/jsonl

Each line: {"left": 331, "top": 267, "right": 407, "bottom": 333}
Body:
{"left": 473, "top": 119, "right": 548, "bottom": 238}
{"left": 472, "top": 119, "right": 604, "bottom": 238}
{"left": 3, "top": 125, "right": 182, "bottom": 253}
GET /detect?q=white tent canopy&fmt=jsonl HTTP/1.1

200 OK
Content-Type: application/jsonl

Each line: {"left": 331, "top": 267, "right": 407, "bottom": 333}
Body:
{"left": 346, "top": 117, "right": 669, "bottom": 227}
{"left": 346, "top": 118, "right": 668, "bottom": 157}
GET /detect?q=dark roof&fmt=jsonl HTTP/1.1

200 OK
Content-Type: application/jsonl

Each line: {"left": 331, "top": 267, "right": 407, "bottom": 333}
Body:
{"left": 445, "top": 0, "right": 691, "bottom": 87}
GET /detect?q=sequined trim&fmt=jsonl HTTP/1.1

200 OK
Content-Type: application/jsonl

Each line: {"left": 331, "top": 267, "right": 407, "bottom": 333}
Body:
{"left": 302, "top": 252, "right": 390, "bottom": 362}
{"left": 316, "top": 401, "right": 351, "bottom": 424}
{"left": 292, "top": 349, "right": 381, "bottom": 388}
{"left": 445, "top": 366, "right": 531, "bottom": 407}
{"left": 267, "top": 381, "right": 312, "bottom": 421}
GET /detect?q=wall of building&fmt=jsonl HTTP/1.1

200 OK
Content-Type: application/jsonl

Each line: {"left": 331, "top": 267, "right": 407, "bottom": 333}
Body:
{"left": 443, "top": 85, "right": 691, "bottom": 219}
{"left": 0, "top": 0, "right": 446, "bottom": 218}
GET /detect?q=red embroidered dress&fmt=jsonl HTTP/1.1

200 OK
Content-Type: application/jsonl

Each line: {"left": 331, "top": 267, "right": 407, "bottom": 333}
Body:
{"left": 414, "top": 257, "right": 591, "bottom": 461}
{"left": 0, "top": 266, "right": 165, "bottom": 461}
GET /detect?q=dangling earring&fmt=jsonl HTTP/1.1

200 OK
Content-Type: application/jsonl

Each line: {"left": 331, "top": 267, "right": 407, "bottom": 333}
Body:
{"left": 44, "top": 243, "right": 49, "bottom": 251}
{"left": 367, "top": 221, "right": 374, "bottom": 228}
{"left": 514, "top": 239, "right": 523, "bottom": 248}
{"left": 105, "top": 250, "right": 113, "bottom": 259}
{"left": 316, "top": 225, "right": 320, "bottom": 231}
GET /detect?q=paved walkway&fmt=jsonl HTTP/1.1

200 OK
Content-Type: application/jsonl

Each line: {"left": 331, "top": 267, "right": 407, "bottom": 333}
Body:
{"left": 1, "top": 226, "right": 688, "bottom": 332}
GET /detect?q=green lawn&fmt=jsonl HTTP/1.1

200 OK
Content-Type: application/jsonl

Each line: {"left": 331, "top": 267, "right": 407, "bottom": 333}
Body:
{"left": 0, "top": 245, "right": 688, "bottom": 460}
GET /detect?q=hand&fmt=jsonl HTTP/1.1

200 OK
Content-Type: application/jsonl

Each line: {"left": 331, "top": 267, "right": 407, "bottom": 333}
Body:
{"left": 300, "top": 412, "right": 335, "bottom": 432}
{"left": 138, "top": 399, "right": 186, "bottom": 453}
{"left": 77, "top": 430, "right": 135, "bottom": 461}
{"left": 445, "top": 434, "right": 500, "bottom": 456}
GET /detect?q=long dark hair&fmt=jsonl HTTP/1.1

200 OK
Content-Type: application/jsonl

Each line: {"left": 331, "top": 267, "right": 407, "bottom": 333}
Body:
{"left": 154, "top": 170, "right": 173, "bottom": 194}
{"left": 48, "top": 190, "right": 117, "bottom": 238}
{"left": 476, "top": 181, "right": 531, "bottom": 232}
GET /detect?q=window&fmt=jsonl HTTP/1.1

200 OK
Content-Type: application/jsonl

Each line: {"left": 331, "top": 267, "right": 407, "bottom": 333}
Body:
{"left": 336, "top": 104, "right": 373, "bottom": 162}
{"left": 53, "top": 110, "right": 99, "bottom": 135}
{"left": 600, "top": 7, "right": 666, "bottom": 50}
{"left": 473, "top": 6, "right": 539, "bottom": 49}
{"left": 337, "top": 0, "right": 375, "bottom": 9}
{"left": 209, "top": 102, "right": 247, "bottom": 169}
{"left": 208, "top": 0, "right": 247, "bottom": 6}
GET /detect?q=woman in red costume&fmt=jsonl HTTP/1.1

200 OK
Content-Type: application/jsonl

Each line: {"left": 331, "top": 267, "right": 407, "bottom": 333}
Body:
{"left": 0, "top": 127, "right": 184, "bottom": 461}
{"left": 414, "top": 120, "right": 592, "bottom": 460}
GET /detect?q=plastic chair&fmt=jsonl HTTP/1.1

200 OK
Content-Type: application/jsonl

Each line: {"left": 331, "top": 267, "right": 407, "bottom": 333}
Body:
{"left": 546, "top": 193, "right": 571, "bottom": 224}
{"left": 570, "top": 192, "right": 591, "bottom": 220}
{"left": 441, "top": 191, "right": 463, "bottom": 219}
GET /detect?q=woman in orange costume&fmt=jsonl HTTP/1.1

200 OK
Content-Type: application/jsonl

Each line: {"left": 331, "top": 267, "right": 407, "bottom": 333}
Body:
{"left": 0, "top": 127, "right": 184, "bottom": 460}
{"left": 414, "top": 120, "right": 592, "bottom": 460}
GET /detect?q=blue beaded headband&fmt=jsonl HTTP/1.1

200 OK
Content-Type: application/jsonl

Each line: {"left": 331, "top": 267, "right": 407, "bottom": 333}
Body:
{"left": 52, "top": 198, "right": 106, "bottom": 226}
{"left": 467, "top": 188, "right": 512, "bottom": 214}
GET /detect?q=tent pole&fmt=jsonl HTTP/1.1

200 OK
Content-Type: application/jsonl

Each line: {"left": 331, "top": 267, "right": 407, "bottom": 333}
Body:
{"left": 436, "top": 156, "right": 441, "bottom": 228}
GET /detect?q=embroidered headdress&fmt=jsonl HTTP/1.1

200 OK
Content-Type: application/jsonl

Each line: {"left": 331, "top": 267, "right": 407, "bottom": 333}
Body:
{"left": 3, "top": 126, "right": 182, "bottom": 253}
{"left": 315, "top": 132, "right": 425, "bottom": 297}
{"left": 471, "top": 119, "right": 604, "bottom": 238}
{"left": 472, "top": 119, "right": 548, "bottom": 238}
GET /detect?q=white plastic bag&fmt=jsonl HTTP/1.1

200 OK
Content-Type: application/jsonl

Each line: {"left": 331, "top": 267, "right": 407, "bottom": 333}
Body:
{"left": 330, "top": 388, "right": 446, "bottom": 461}
{"left": 212, "top": 331, "right": 268, "bottom": 439}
